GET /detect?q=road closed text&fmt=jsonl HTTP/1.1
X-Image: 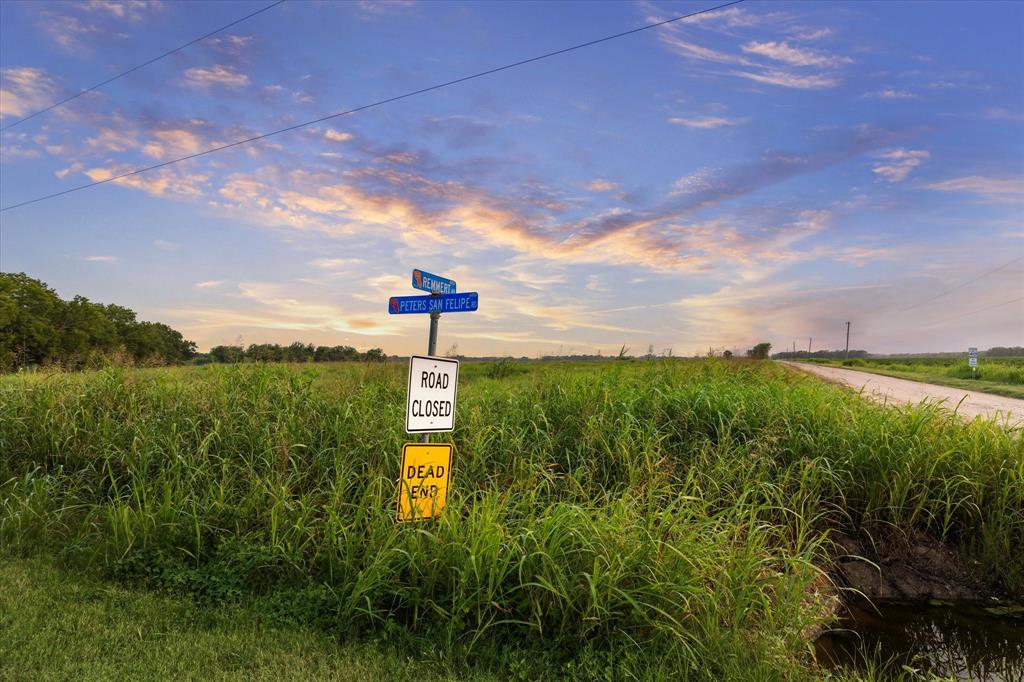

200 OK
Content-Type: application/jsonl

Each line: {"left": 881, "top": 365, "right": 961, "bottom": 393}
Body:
{"left": 406, "top": 356, "right": 459, "bottom": 433}
{"left": 410, "top": 398, "right": 452, "bottom": 418}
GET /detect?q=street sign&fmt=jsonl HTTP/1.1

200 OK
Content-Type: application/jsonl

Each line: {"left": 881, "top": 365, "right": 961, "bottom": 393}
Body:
{"left": 388, "top": 292, "right": 478, "bottom": 315}
{"left": 406, "top": 355, "right": 459, "bottom": 433}
{"left": 968, "top": 347, "right": 978, "bottom": 368}
{"left": 412, "top": 269, "right": 456, "bottom": 295}
{"left": 396, "top": 442, "right": 453, "bottom": 522}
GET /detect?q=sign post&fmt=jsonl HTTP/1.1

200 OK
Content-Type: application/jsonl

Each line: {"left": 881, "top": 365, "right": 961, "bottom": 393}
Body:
{"left": 388, "top": 269, "right": 478, "bottom": 521}
{"left": 968, "top": 347, "right": 978, "bottom": 377}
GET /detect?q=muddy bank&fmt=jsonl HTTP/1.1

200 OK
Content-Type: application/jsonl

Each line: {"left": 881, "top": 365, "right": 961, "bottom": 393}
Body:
{"left": 830, "top": 532, "right": 998, "bottom": 602}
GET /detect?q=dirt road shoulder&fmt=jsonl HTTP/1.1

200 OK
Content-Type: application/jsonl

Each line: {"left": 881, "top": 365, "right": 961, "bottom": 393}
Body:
{"left": 781, "top": 361, "right": 1024, "bottom": 424}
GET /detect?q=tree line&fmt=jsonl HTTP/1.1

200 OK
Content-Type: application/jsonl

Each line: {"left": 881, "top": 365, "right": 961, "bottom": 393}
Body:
{"left": 1, "top": 272, "right": 197, "bottom": 371}
{"left": 198, "top": 343, "right": 386, "bottom": 364}
{"left": 771, "top": 349, "right": 870, "bottom": 360}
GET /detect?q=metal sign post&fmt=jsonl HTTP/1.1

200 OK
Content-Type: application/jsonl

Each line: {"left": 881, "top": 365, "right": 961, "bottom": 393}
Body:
{"left": 423, "top": 301, "right": 440, "bottom": 443}
{"left": 387, "top": 269, "right": 478, "bottom": 523}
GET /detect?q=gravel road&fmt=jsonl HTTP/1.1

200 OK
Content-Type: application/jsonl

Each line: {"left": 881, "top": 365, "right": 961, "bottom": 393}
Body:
{"left": 781, "top": 361, "right": 1024, "bottom": 424}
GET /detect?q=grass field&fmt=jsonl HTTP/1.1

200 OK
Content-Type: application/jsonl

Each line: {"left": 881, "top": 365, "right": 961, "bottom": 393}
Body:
{"left": 2, "top": 360, "right": 1022, "bottom": 680}
{"left": 805, "top": 357, "right": 1024, "bottom": 400}
{"left": 0, "top": 557, "right": 497, "bottom": 682}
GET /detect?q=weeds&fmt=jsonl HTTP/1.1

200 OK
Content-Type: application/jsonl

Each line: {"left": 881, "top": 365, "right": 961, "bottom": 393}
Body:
{"left": 1, "top": 360, "right": 1020, "bottom": 679}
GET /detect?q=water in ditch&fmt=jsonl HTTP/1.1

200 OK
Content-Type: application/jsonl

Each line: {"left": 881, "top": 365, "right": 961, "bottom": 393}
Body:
{"left": 815, "top": 599, "right": 1024, "bottom": 681}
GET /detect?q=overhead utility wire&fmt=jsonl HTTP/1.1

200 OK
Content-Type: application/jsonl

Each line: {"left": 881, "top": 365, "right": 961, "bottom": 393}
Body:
{"left": 0, "top": 0, "right": 286, "bottom": 132}
{"left": 920, "top": 296, "right": 1024, "bottom": 327}
{"left": 900, "top": 254, "right": 1024, "bottom": 312}
{"left": 858, "top": 252, "right": 1024, "bottom": 318}
{"left": 0, "top": 0, "right": 744, "bottom": 213}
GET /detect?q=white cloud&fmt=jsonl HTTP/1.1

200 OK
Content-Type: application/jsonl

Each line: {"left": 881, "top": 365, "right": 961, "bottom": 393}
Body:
{"left": 194, "top": 280, "right": 225, "bottom": 289}
{"left": 0, "top": 67, "right": 59, "bottom": 118}
{"left": 732, "top": 69, "right": 839, "bottom": 89}
{"left": 82, "top": 255, "right": 117, "bottom": 262}
{"left": 869, "top": 89, "right": 917, "bottom": 100}
{"left": 923, "top": 176, "right": 1023, "bottom": 199}
{"left": 183, "top": 65, "right": 249, "bottom": 89}
{"left": 980, "top": 107, "right": 1024, "bottom": 122}
{"left": 84, "top": 165, "right": 208, "bottom": 198}
{"left": 872, "top": 149, "right": 929, "bottom": 183}
{"left": 324, "top": 129, "right": 353, "bottom": 142}
{"left": 672, "top": 168, "right": 718, "bottom": 195}
{"left": 1, "top": 145, "right": 41, "bottom": 159}
{"left": 791, "top": 27, "right": 834, "bottom": 41}
{"left": 668, "top": 116, "right": 745, "bottom": 129}
{"left": 741, "top": 41, "right": 851, "bottom": 68}
{"left": 154, "top": 239, "right": 179, "bottom": 251}
{"left": 309, "top": 257, "right": 366, "bottom": 269}
{"left": 142, "top": 129, "right": 203, "bottom": 159}
{"left": 677, "top": 6, "right": 762, "bottom": 29}
{"left": 83, "top": 1, "right": 162, "bottom": 20}
{"left": 585, "top": 179, "right": 619, "bottom": 192}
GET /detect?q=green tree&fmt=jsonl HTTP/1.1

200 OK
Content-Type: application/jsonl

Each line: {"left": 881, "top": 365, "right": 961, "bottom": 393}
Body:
{"left": 0, "top": 273, "right": 63, "bottom": 369}
{"left": 747, "top": 342, "right": 772, "bottom": 360}
{"left": 210, "top": 345, "right": 245, "bottom": 363}
{"left": 0, "top": 272, "right": 195, "bottom": 372}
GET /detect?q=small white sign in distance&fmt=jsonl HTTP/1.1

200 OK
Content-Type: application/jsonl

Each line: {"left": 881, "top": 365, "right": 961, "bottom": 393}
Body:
{"left": 406, "top": 355, "right": 460, "bottom": 433}
{"left": 968, "top": 347, "right": 978, "bottom": 368}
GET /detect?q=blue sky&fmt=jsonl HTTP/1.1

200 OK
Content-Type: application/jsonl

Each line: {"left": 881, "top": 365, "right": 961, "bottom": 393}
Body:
{"left": 1, "top": 0, "right": 1021, "bottom": 356}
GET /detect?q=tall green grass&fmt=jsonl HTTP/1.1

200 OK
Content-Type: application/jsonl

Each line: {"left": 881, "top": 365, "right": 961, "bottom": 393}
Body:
{"left": 1, "top": 360, "right": 1021, "bottom": 679}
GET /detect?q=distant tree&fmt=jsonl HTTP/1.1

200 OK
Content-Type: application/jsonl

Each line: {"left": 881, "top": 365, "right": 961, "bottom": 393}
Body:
{"left": 0, "top": 272, "right": 195, "bottom": 371}
{"left": 0, "top": 273, "right": 63, "bottom": 369}
{"left": 747, "top": 342, "right": 772, "bottom": 360}
{"left": 210, "top": 345, "right": 244, "bottom": 363}
{"left": 723, "top": 350, "right": 733, "bottom": 359}
{"left": 364, "top": 348, "right": 386, "bottom": 362}
{"left": 986, "top": 346, "right": 1024, "bottom": 357}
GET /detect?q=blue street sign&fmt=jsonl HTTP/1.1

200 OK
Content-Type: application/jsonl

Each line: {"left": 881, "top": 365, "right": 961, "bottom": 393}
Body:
{"left": 389, "top": 292, "right": 478, "bottom": 315}
{"left": 412, "top": 269, "right": 456, "bottom": 294}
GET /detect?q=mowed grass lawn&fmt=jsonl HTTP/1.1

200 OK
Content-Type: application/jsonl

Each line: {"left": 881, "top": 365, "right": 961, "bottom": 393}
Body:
{"left": 1, "top": 359, "right": 1021, "bottom": 680}
{"left": 805, "top": 357, "right": 1024, "bottom": 400}
{"left": 0, "top": 557, "right": 495, "bottom": 682}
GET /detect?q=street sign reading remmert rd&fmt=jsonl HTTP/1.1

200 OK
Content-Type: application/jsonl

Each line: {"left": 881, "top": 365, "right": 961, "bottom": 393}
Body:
{"left": 389, "top": 292, "right": 478, "bottom": 315}
{"left": 406, "top": 355, "right": 459, "bottom": 433}
{"left": 412, "top": 269, "right": 456, "bottom": 294}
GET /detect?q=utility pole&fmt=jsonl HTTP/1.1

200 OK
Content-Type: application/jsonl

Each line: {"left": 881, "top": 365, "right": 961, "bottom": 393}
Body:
{"left": 808, "top": 337, "right": 812, "bottom": 357}
{"left": 792, "top": 340, "right": 796, "bottom": 354}
{"left": 844, "top": 322, "right": 851, "bottom": 360}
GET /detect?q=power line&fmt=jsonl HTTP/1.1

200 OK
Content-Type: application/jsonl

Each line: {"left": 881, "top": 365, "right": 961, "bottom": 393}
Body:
{"left": 0, "top": 0, "right": 286, "bottom": 132}
{"left": 856, "top": 253, "right": 1024, "bottom": 318}
{"left": 0, "top": 0, "right": 744, "bottom": 213}
{"left": 920, "top": 296, "right": 1024, "bottom": 328}
{"left": 900, "top": 254, "right": 1024, "bottom": 312}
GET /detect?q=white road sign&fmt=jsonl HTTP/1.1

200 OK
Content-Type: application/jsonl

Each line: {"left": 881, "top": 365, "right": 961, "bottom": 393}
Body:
{"left": 968, "top": 347, "right": 978, "bottom": 368}
{"left": 406, "top": 355, "right": 459, "bottom": 433}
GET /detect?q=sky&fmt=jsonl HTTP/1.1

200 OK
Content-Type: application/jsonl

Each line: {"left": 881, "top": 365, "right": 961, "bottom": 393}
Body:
{"left": 1, "top": 0, "right": 1022, "bottom": 357}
